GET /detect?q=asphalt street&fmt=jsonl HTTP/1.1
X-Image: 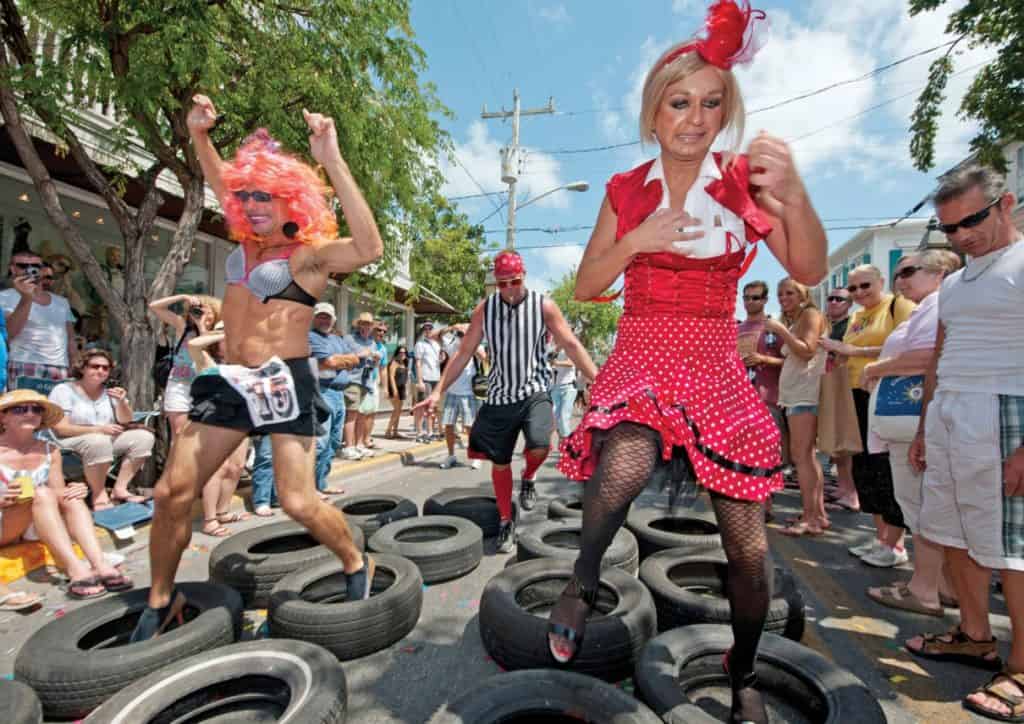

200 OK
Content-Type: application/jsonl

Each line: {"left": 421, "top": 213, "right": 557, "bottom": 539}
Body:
{"left": 0, "top": 445, "right": 1012, "bottom": 722}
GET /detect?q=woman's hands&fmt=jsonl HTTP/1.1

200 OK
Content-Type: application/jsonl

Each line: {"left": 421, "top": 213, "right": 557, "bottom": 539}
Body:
{"left": 820, "top": 338, "right": 857, "bottom": 357}
{"left": 749, "top": 132, "right": 806, "bottom": 217}
{"left": 626, "top": 209, "right": 705, "bottom": 256}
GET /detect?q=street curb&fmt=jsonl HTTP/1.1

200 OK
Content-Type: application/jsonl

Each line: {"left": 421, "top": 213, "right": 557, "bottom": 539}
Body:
{"left": 325, "top": 440, "right": 448, "bottom": 480}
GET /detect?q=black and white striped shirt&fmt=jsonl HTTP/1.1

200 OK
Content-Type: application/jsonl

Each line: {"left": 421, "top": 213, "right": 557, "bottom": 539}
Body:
{"left": 482, "top": 289, "right": 553, "bottom": 405}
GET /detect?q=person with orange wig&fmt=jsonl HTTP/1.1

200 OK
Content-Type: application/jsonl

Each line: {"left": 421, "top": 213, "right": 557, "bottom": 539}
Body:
{"left": 132, "top": 94, "right": 383, "bottom": 642}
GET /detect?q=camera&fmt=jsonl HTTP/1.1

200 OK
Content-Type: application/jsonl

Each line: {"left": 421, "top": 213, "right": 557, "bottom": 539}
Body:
{"left": 189, "top": 305, "right": 204, "bottom": 318}
{"left": 23, "top": 265, "right": 40, "bottom": 280}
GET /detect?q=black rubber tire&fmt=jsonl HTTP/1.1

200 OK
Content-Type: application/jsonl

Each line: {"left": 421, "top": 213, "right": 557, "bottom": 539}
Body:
{"left": 430, "top": 669, "right": 663, "bottom": 723}
{"left": 0, "top": 679, "right": 42, "bottom": 724}
{"left": 479, "top": 558, "right": 657, "bottom": 682}
{"left": 635, "top": 624, "right": 886, "bottom": 724}
{"left": 626, "top": 507, "right": 722, "bottom": 560}
{"left": 638, "top": 548, "right": 806, "bottom": 640}
{"left": 423, "top": 487, "right": 517, "bottom": 538}
{"left": 516, "top": 519, "right": 640, "bottom": 575}
{"left": 83, "top": 639, "right": 346, "bottom": 723}
{"left": 268, "top": 553, "right": 423, "bottom": 661}
{"left": 209, "top": 519, "right": 365, "bottom": 607}
{"left": 547, "top": 495, "right": 583, "bottom": 520}
{"left": 368, "top": 516, "right": 483, "bottom": 584}
{"left": 13, "top": 582, "right": 242, "bottom": 720}
{"left": 333, "top": 494, "right": 418, "bottom": 537}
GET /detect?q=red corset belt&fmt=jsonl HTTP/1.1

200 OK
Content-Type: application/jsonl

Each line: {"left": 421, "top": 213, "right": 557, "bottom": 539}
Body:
{"left": 622, "top": 250, "right": 744, "bottom": 319}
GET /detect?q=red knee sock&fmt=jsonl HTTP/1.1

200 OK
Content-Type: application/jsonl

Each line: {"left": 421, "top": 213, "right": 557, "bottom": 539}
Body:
{"left": 522, "top": 449, "right": 548, "bottom": 481}
{"left": 492, "top": 466, "right": 514, "bottom": 521}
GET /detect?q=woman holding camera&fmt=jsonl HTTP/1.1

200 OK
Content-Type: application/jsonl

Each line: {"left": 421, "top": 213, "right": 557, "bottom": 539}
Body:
{"left": 149, "top": 294, "right": 222, "bottom": 436}
{"left": 47, "top": 349, "right": 155, "bottom": 510}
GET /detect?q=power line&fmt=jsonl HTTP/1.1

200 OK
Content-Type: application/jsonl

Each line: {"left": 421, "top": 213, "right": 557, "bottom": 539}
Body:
{"left": 451, "top": 152, "right": 506, "bottom": 224}
{"left": 448, "top": 190, "right": 505, "bottom": 201}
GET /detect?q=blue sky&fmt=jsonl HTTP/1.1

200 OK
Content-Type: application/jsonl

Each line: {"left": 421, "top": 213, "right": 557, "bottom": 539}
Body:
{"left": 409, "top": 0, "right": 986, "bottom": 314}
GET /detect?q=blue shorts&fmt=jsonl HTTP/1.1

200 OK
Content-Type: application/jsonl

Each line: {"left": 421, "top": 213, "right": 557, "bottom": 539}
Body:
{"left": 785, "top": 404, "right": 818, "bottom": 417}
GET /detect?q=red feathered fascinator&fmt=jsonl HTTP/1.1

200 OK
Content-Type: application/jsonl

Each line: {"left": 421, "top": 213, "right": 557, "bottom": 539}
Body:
{"left": 663, "top": 0, "right": 767, "bottom": 71}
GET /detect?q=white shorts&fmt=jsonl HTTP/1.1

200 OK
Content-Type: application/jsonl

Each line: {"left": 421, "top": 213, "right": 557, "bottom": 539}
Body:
{"left": 163, "top": 378, "right": 193, "bottom": 413}
{"left": 919, "top": 389, "right": 1024, "bottom": 571}
{"left": 442, "top": 394, "right": 480, "bottom": 427}
{"left": 887, "top": 441, "right": 922, "bottom": 534}
{"left": 358, "top": 386, "right": 379, "bottom": 416}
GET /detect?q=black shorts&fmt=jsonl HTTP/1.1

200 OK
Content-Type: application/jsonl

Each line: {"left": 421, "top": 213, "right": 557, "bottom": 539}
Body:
{"left": 469, "top": 391, "right": 553, "bottom": 465}
{"left": 189, "top": 357, "right": 329, "bottom": 437}
{"left": 851, "top": 388, "right": 905, "bottom": 528}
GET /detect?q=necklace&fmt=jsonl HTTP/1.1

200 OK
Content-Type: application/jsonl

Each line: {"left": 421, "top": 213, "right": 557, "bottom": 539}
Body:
{"left": 961, "top": 245, "right": 1010, "bottom": 283}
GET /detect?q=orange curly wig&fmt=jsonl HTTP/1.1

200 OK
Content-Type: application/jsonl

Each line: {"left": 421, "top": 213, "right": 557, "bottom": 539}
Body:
{"left": 221, "top": 129, "right": 338, "bottom": 246}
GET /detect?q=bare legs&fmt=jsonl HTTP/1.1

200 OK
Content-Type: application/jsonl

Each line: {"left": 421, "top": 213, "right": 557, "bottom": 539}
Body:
{"left": 783, "top": 412, "right": 827, "bottom": 533}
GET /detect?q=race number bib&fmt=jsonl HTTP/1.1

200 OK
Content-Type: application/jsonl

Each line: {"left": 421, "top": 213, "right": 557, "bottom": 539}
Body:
{"left": 218, "top": 357, "right": 300, "bottom": 427}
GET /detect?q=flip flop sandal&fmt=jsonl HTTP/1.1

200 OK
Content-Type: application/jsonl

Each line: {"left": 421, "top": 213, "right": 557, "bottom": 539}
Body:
{"left": 963, "top": 670, "right": 1024, "bottom": 722}
{"left": 253, "top": 506, "right": 275, "bottom": 517}
{"left": 216, "top": 511, "right": 251, "bottom": 524}
{"left": 130, "top": 590, "right": 187, "bottom": 643}
{"left": 345, "top": 554, "right": 376, "bottom": 601}
{"left": 0, "top": 591, "right": 43, "bottom": 611}
{"left": 547, "top": 575, "right": 597, "bottom": 664}
{"left": 112, "top": 492, "right": 149, "bottom": 504}
{"left": 780, "top": 521, "right": 825, "bottom": 537}
{"left": 99, "top": 572, "right": 134, "bottom": 593}
{"left": 68, "top": 577, "right": 107, "bottom": 600}
{"left": 867, "top": 583, "right": 943, "bottom": 617}
{"left": 906, "top": 625, "right": 1003, "bottom": 670}
{"left": 201, "top": 518, "right": 232, "bottom": 537}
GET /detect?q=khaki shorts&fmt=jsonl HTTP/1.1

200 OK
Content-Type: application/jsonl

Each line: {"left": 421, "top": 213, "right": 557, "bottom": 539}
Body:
{"left": 58, "top": 429, "right": 155, "bottom": 466}
{"left": 920, "top": 390, "right": 1024, "bottom": 571}
{"left": 343, "top": 383, "right": 366, "bottom": 412}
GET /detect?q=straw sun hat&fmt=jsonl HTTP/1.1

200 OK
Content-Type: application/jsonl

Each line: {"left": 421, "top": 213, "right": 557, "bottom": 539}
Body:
{"left": 0, "top": 389, "right": 64, "bottom": 428}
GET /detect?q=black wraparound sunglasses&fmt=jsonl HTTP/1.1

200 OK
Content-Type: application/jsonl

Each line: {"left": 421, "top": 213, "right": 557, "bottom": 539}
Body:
{"left": 933, "top": 199, "right": 999, "bottom": 234}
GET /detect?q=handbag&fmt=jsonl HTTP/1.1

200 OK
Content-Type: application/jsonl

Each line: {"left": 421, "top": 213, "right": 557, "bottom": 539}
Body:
{"left": 152, "top": 326, "right": 191, "bottom": 392}
{"left": 869, "top": 375, "right": 925, "bottom": 443}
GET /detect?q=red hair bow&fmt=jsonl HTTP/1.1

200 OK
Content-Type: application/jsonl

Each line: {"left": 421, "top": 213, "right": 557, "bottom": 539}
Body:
{"left": 663, "top": 0, "right": 767, "bottom": 71}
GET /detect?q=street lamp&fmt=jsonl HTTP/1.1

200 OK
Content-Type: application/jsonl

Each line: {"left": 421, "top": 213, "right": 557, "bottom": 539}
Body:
{"left": 505, "top": 180, "right": 589, "bottom": 249}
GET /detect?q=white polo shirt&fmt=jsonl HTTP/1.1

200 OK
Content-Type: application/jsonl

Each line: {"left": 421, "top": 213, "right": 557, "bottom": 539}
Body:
{"left": 0, "top": 290, "right": 74, "bottom": 367}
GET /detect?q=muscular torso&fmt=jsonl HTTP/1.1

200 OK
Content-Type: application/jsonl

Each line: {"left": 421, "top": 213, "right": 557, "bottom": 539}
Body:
{"left": 221, "top": 244, "right": 328, "bottom": 366}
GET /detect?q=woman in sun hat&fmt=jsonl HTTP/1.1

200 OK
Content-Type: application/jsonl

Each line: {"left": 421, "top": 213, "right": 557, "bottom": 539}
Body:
{"left": 0, "top": 389, "right": 132, "bottom": 601}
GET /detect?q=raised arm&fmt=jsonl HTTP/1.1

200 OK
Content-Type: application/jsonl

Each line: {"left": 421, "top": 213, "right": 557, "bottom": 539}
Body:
{"left": 303, "top": 109, "right": 383, "bottom": 275}
{"left": 149, "top": 293, "right": 196, "bottom": 337}
{"left": 749, "top": 133, "right": 827, "bottom": 286}
{"left": 187, "top": 331, "right": 224, "bottom": 372}
{"left": 187, "top": 95, "right": 228, "bottom": 202}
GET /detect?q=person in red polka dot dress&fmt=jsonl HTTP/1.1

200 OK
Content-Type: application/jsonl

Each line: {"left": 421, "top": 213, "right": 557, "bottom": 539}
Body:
{"left": 548, "top": 3, "right": 827, "bottom": 722}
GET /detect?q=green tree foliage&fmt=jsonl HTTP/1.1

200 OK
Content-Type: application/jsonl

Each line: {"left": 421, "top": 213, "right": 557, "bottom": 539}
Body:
{"left": 0, "top": 0, "right": 451, "bottom": 404}
{"left": 548, "top": 268, "right": 621, "bottom": 360}
{"left": 909, "top": 0, "right": 1024, "bottom": 171}
{"left": 407, "top": 201, "right": 493, "bottom": 317}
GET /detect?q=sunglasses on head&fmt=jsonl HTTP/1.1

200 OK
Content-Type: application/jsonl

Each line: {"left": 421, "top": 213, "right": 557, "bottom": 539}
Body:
{"left": 233, "top": 190, "right": 273, "bottom": 203}
{"left": 742, "top": 294, "right": 767, "bottom": 301}
{"left": 497, "top": 278, "right": 523, "bottom": 289}
{"left": 894, "top": 265, "right": 923, "bottom": 281}
{"left": 827, "top": 295, "right": 850, "bottom": 303}
{"left": 934, "top": 199, "right": 1000, "bottom": 235}
{"left": 7, "top": 404, "right": 45, "bottom": 416}
{"left": 846, "top": 282, "right": 873, "bottom": 293}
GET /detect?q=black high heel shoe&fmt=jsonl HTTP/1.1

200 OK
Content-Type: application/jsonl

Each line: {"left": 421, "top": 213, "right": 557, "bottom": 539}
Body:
{"left": 723, "top": 648, "right": 768, "bottom": 724}
{"left": 547, "top": 575, "right": 598, "bottom": 664}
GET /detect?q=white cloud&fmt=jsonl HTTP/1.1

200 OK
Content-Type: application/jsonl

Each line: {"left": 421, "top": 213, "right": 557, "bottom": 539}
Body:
{"left": 595, "top": 0, "right": 987, "bottom": 182}
{"left": 537, "top": 4, "right": 570, "bottom": 24}
{"left": 524, "top": 244, "right": 585, "bottom": 295}
{"left": 438, "top": 121, "right": 571, "bottom": 218}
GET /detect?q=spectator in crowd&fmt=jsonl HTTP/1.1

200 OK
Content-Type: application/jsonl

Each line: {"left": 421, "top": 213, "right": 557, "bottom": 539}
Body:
{"left": 149, "top": 294, "right": 221, "bottom": 437}
{"left": 357, "top": 321, "right": 389, "bottom": 450}
{"left": 47, "top": 349, "right": 155, "bottom": 511}
{"left": 0, "top": 249, "right": 77, "bottom": 394}
{"left": 817, "top": 287, "right": 860, "bottom": 511}
{"left": 864, "top": 250, "right": 961, "bottom": 616}
{"left": 309, "top": 302, "right": 358, "bottom": 492}
{"left": 822, "top": 264, "right": 915, "bottom": 567}
{"left": 0, "top": 390, "right": 132, "bottom": 599}
{"left": 413, "top": 321, "right": 442, "bottom": 443}
{"left": 187, "top": 322, "right": 254, "bottom": 535}
{"left": 903, "top": 165, "right": 1024, "bottom": 721}
{"left": 439, "top": 324, "right": 483, "bottom": 470}
{"left": 384, "top": 345, "right": 409, "bottom": 438}
{"left": 340, "top": 312, "right": 380, "bottom": 460}
{"left": 550, "top": 341, "right": 578, "bottom": 448}
{"left": 765, "top": 278, "right": 828, "bottom": 536}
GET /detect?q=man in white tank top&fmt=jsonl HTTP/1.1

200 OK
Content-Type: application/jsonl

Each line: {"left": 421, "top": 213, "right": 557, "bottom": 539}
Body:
{"left": 416, "top": 251, "right": 598, "bottom": 553}
{"left": 905, "top": 164, "right": 1024, "bottom": 718}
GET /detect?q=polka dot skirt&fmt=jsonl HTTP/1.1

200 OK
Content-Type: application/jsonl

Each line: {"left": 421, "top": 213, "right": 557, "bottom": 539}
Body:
{"left": 558, "top": 314, "right": 782, "bottom": 503}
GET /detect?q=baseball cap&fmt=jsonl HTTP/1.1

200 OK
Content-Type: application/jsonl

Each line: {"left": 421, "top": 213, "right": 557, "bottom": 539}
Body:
{"left": 313, "top": 302, "right": 336, "bottom": 321}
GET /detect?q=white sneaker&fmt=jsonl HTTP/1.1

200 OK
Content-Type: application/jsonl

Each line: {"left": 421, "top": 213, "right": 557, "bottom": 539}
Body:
{"left": 848, "top": 539, "right": 881, "bottom": 557}
{"left": 440, "top": 455, "right": 459, "bottom": 469}
{"left": 861, "top": 545, "right": 909, "bottom": 568}
{"left": 471, "top": 459, "right": 481, "bottom": 470}
{"left": 357, "top": 445, "right": 375, "bottom": 458}
{"left": 341, "top": 447, "right": 363, "bottom": 461}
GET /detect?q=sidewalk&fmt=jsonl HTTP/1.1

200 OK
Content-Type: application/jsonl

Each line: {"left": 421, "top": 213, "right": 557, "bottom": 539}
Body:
{"left": 0, "top": 414, "right": 448, "bottom": 584}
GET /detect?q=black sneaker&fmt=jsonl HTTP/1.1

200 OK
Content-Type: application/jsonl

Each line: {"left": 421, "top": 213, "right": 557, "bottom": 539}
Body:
{"left": 519, "top": 480, "right": 537, "bottom": 511}
{"left": 496, "top": 519, "right": 516, "bottom": 554}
